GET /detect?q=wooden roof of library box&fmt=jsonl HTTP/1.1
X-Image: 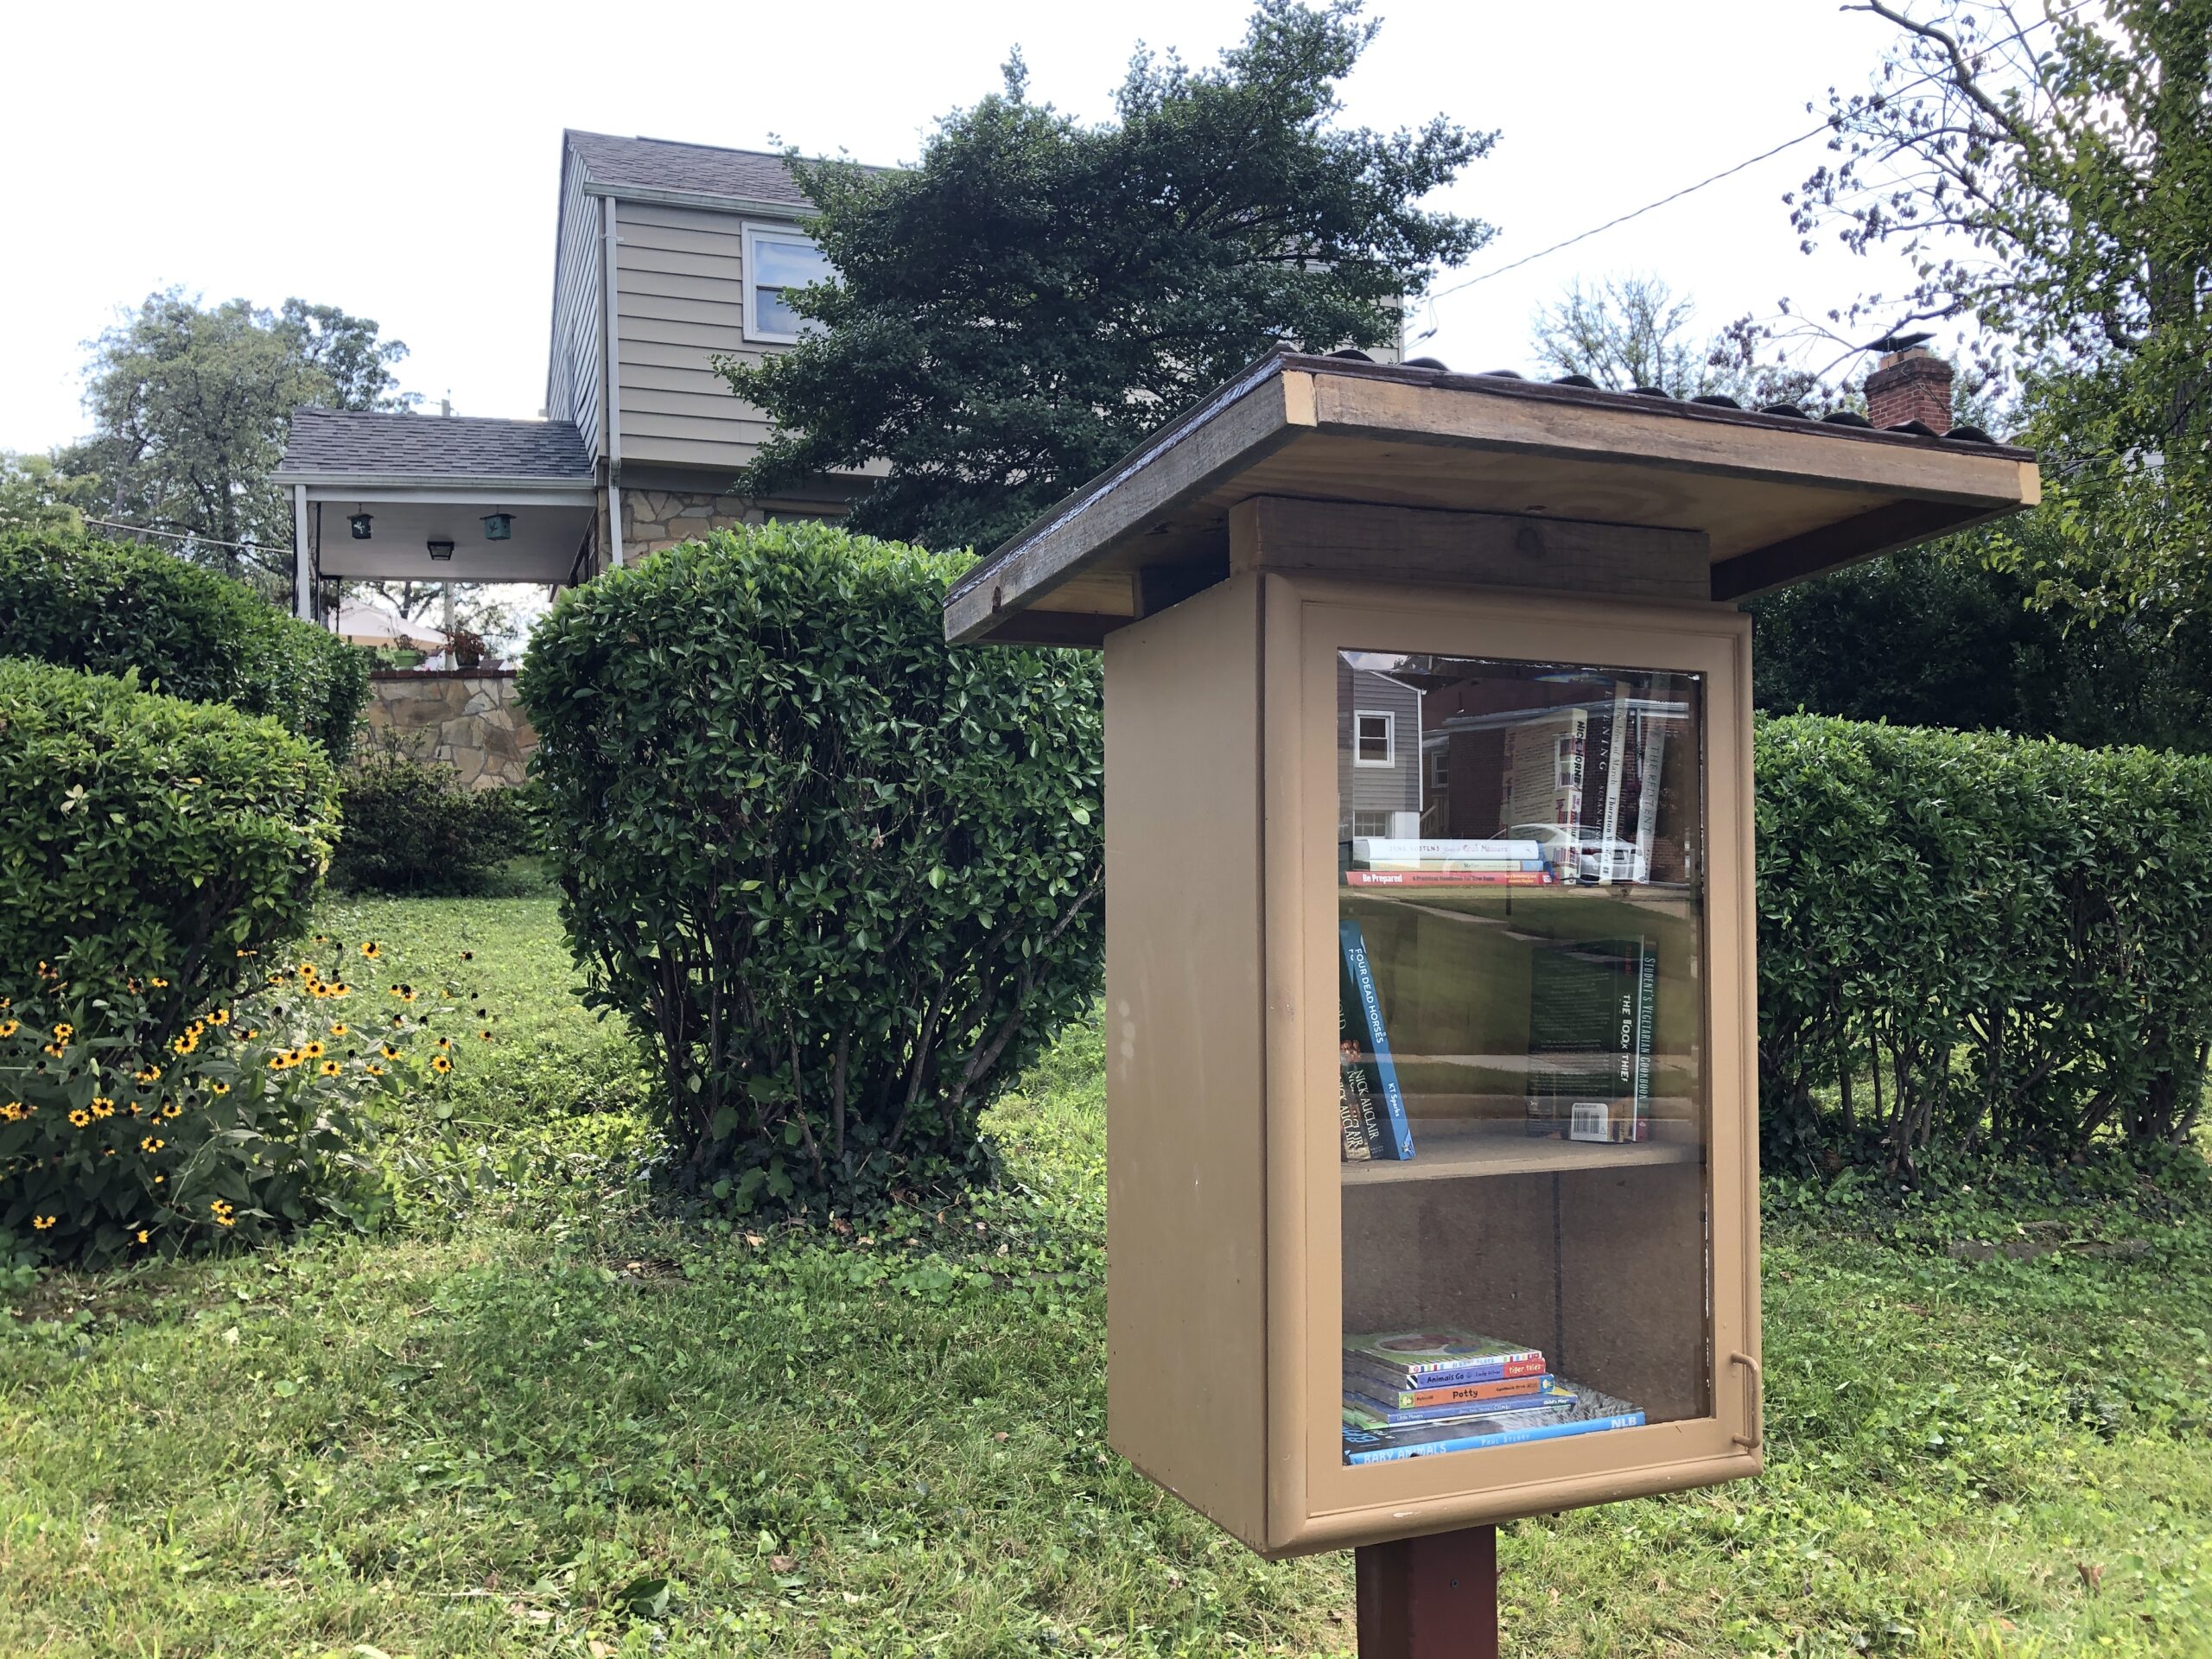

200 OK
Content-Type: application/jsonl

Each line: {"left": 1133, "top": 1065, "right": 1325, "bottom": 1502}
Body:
{"left": 944, "top": 349, "right": 2040, "bottom": 646}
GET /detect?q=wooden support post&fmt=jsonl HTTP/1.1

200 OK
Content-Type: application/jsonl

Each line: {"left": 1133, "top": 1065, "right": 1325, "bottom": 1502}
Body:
{"left": 1356, "top": 1526, "right": 1498, "bottom": 1659}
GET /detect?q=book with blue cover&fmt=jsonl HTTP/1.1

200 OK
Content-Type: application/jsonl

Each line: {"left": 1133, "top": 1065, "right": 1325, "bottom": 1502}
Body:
{"left": 1338, "top": 918, "right": 1414, "bottom": 1161}
{"left": 1342, "top": 1387, "right": 1644, "bottom": 1465}
{"left": 1344, "top": 1376, "right": 1578, "bottom": 1427}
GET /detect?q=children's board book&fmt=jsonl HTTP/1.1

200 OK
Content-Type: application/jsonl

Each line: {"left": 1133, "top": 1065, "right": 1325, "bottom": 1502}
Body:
{"left": 1341, "top": 1388, "right": 1644, "bottom": 1465}
{"left": 1344, "top": 1377, "right": 1579, "bottom": 1427}
{"left": 1344, "top": 1371, "right": 1553, "bottom": 1412}
{"left": 1343, "top": 1328, "right": 1545, "bottom": 1380}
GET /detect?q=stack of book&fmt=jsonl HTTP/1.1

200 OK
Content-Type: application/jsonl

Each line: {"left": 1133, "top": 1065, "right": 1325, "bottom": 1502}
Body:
{"left": 1341, "top": 1327, "right": 1644, "bottom": 1464}
{"left": 1344, "top": 837, "right": 1554, "bottom": 888}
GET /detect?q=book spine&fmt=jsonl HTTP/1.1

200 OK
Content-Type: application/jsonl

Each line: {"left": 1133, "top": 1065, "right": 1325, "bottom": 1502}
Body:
{"left": 1342, "top": 1410, "right": 1646, "bottom": 1465}
{"left": 1344, "top": 1352, "right": 1546, "bottom": 1389}
{"left": 1349, "top": 1375, "right": 1551, "bottom": 1410}
{"left": 1344, "top": 870, "right": 1554, "bottom": 887}
{"left": 1630, "top": 940, "right": 1656, "bottom": 1141}
{"left": 1339, "top": 919, "right": 1414, "bottom": 1160}
{"left": 1345, "top": 1387, "right": 1573, "bottom": 1425}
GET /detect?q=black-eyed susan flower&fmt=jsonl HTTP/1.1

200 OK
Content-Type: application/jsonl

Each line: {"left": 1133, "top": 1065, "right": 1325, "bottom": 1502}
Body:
{"left": 302, "top": 1040, "right": 325, "bottom": 1059}
{"left": 67, "top": 1108, "right": 91, "bottom": 1128}
{"left": 329, "top": 1023, "right": 347, "bottom": 1037}
{"left": 149, "top": 977, "right": 168, "bottom": 988}
{"left": 207, "top": 1083, "right": 227, "bottom": 1097}
{"left": 480, "top": 1030, "right": 493, "bottom": 1042}
{"left": 31, "top": 1215, "right": 55, "bottom": 1231}
{"left": 90, "top": 1096, "right": 115, "bottom": 1119}
{"left": 360, "top": 941, "right": 382, "bottom": 960}
{"left": 365, "top": 1062, "right": 387, "bottom": 1077}
{"left": 52, "top": 1023, "right": 73, "bottom": 1040}
{"left": 458, "top": 950, "right": 474, "bottom": 961}
{"left": 0, "top": 1019, "right": 18, "bottom": 1039}
{"left": 134, "top": 1065, "right": 162, "bottom": 1085}
{"left": 140, "top": 1136, "right": 165, "bottom": 1153}
{"left": 208, "top": 1009, "right": 229, "bottom": 1027}
{"left": 135, "top": 1229, "right": 150, "bottom": 1244}
{"left": 430, "top": 1054, "right": 453, "bottom": 1075}
{"left": 435, "top": 1036, "right": 451, "bottom": 1052}
{"left": 318, "top": 1060, "right": 341, "bottom": 1077}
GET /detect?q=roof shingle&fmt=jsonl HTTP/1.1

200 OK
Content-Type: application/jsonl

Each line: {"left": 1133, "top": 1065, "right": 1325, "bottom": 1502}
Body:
{"left": 275, "top": 409, "right": 594, "bottom": 482}
{"left": 565, "top": 130, "right": 813, "bottom": 207}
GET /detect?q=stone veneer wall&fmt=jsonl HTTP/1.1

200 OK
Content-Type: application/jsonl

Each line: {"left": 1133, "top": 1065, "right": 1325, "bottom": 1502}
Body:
{"left": 364, "top": 671, "right": 537, "bottom": 789}
{"left": 621, "top": 487, "right": 762, "bottom": 556}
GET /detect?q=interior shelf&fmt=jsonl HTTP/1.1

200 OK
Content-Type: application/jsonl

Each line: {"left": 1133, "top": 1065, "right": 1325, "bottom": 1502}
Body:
{"left": 1340, "top": 1118, "right": 1704, "bottom": 1185}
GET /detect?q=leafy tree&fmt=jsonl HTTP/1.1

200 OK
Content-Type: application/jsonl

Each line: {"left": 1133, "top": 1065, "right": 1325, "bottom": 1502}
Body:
{"left": 1792, "top": 0, "right": 2212, "bottom": 626}
{"left": 0, "top": 452, "right": 99, "bottom": 536}
{"left": 719, "top": 0, "right": 1496, "bottom": 554}
{"left": 1530, "top": 273, "right": 1861, "bottom": 412}
{"left": 55, "top": 289, "right": 410, "bottom": 589}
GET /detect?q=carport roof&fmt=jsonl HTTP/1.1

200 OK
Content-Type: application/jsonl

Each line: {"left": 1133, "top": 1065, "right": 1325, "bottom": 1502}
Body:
{"left": 273, "top": 409, "right": 594, "bottom": 487}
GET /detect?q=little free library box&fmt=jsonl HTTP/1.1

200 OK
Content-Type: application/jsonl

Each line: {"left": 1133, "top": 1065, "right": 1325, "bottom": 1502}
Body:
{"left": 945, "top": 349, "right": 2039, "bottom": 1560}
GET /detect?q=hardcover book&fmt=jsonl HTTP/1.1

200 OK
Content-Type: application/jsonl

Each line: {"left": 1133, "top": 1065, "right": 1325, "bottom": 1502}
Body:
{"left": 1344, "top": 1354, "right": 1549, "bottom": 1398}
{"left": 1351, "top": 838, "right": 1544, "bottom": 865}
{"left": 1342, "top": 1371, "right": 1551, "bottom": 1411}
{"left": 1525, "top": 935, "right": 1655, "bottom": 1143}
{"left": 1342, "top": 1387, "right": 1644, "bottom": 1465}
{"left": 1344, "top": 1377, "right": 1578, "bottom": 1427}
{"left": 1343, "top": 1328, "right": 1544, "bottom": 1380}
{"left": 1338, "top": 920, "right": 1414, "bottom": 1161}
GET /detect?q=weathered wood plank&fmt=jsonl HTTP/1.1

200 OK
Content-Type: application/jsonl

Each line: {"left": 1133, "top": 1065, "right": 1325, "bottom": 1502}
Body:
{"left": 1310, "top": 373, "right": 2032, "bottom": 507}
{"left": 944, "top": 360, "right": 1312, "bottom": 643}
{"left": 1708, "top": 500, "right": 1995, "bottom": 602}
{"left": 1229, "top": 496, "right": 1711, "bottom": 603}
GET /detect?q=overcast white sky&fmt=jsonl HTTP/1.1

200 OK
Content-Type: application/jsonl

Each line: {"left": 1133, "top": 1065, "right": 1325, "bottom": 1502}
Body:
{"left": 0, "top": 0, "right": 1937, "bottom": 454}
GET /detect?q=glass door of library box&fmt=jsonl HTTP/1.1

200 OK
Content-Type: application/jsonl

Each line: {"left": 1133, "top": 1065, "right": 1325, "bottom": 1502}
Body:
{"left": 1279, "top": 577, "right": 1759, "bottom": 1531}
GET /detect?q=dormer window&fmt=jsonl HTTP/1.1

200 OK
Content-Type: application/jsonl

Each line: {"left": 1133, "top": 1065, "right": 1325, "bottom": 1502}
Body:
{"left": 743, "top": 223, "right": 834, "bottom": 345}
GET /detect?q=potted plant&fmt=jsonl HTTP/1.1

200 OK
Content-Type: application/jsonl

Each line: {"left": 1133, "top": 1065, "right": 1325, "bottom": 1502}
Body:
{"left": 444, "top": 626, "right": 489, "bottom": 671}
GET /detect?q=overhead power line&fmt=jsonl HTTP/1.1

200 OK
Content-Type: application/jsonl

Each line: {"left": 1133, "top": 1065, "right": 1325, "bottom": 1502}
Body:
{"left": 83, "top": 516, "right": 279, "bottom": 554}
{"left": 1423, "top": 0, "right": 2098, "bottom": 308}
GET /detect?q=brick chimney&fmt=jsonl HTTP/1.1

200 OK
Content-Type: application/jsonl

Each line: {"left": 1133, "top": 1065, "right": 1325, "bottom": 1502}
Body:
{"left": 1866, "top": 346, "right": 1955, "bottom": 435}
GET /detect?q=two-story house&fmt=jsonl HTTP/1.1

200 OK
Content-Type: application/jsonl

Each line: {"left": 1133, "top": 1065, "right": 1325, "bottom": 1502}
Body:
{"left": 271, "top": 130, "right": 879, "bottom": 623}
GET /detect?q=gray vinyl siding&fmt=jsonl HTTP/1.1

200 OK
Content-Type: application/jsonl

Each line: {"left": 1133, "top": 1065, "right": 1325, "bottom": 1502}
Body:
{"left": 546, "top": 150, "right": 604, "bottom": 459}
{"left": 613, "top": 200, "right": 790, "bottom": 471}
{"left": 1337, "top": 665, "right": 1424, "bottom": 841}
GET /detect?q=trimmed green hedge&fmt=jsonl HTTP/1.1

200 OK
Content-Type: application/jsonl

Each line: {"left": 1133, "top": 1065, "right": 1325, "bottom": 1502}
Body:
{"left": 1757, "top": 714, "right": 2212, "bottom": 1169}
{"left": 0, "top": 531, "right": 371, "bottom": 759}
{"left": 519, "top": 523, "right": 1103, "bottom": 1216}
{"left": 332, "top": 752, "right": 539, "bottom": 893}
{"left": 0, "top": 659, "right": 340, "bottom": 1023}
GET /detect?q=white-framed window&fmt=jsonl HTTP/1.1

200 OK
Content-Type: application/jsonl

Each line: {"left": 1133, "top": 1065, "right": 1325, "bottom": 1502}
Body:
{"left": 742, "top": 223, "right": 836, "bottom": 345}
{"left": 1353, "top": 710, "right": 1395, "bottom": 767}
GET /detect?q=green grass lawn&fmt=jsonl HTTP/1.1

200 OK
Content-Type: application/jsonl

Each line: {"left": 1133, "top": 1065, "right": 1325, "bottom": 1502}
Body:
{"left": 6, "top": 875, "right": 2212, "bottom": 1656}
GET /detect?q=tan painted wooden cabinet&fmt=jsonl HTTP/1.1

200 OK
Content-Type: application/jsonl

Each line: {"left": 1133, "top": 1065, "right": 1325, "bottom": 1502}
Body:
{"left": 1103, "top": 563, "right": 1759, "bottom": 1557}
{"left": 946, "top": 350, "right": 2038, "bottom": 1560}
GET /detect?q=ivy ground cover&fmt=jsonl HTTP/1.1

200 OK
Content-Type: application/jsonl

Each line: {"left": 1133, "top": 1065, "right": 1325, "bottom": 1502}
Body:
{"left": 4, "top": 874, "right": 2210, "bottom": 1656}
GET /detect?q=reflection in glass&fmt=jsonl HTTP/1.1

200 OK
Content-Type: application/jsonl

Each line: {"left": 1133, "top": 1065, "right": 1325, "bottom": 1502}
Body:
{"left": 1336, "top": 652, "right": 1711, "bottom": 1466}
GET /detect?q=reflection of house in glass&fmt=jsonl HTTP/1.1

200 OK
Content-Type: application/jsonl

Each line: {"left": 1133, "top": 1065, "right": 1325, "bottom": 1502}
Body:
{"left": 1341, "top": 657, "right": 1699, "bottom": 885}
{"left": 1336, "top": 658, "right": 1424, "bottom": 841}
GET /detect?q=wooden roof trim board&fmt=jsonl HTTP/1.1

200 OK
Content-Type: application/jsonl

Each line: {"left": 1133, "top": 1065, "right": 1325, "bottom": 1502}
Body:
{"left": 944, "top": 349, "right": 2038, "bottom": 645}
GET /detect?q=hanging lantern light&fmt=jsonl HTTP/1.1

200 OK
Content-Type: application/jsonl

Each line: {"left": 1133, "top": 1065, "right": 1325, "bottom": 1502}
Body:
{"left": 480, "top": 512, "right": 513, "bottom": 541}
{"left": 348, "top": 512, "right": 373, "bottom": 540}
{"left": 427, "top": 539, "right": 455, "bottom": 562}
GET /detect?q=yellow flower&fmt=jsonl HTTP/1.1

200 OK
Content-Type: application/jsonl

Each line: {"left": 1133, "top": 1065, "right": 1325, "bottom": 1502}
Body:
{"left": 360, "top": 941, "right": 381, "bottom": 960}
{"left": 329, "top": 1023, "right": 348, "bottom": 1037}
{"left": 140, "top": 1136, "right": 165, "bottom": 1153}
{"left": 90, "top": 1097, "right": 116, "bottom": 1118}
{"left": 209, "top": 1198, "right": 233, "bottom": 1217}
{"left": 430, "top": 1054, "right": 454, "bottom": 1075}
{"left": 0, "top": 1019, "right": 17, "bottom": 1038}
{"left": 391, "top": 1016, "right": 405, "bottom": 1030}
{"left": 379, "top": 1043, "right": 401, "bottom": 1059}
{"left": 41, "top": 1042, "right": 66, "bottom": 1059}
{"left": 52, "top": 1023, "right": 73, "bottom": 1040}
{"left": 318, "top": 1060, "right": 342, "bottom": 1077}
{"left": 0, "top": 1102, "right": 23, "bottom": 1122}
{"left": 67, "top": 1109, "right": 90, "bottom": 1128}
{"left": 365, "top": 1063, "right": 387, "bottom": 1077}
{"left": 149, "top": 977, "right": 168, "bottom": 988}
{"left": 435, "top": 1036, "right": 451, "bottom": 1051}
{"left": 135, "top": 1065, "right": 162, "bottom": 1085}
{"left": 267, "top": 1052, "right": 291, "bottom": 1071}
{"left": 208, "top": 1009, "right": 230, "bottom": 1027}
{"left": 302, "top": 1040, "right": 326, "bottom": 1059}
{"left": 135, "top": 1229, "right": 149, "bottom": 1244}
{"left": 163, "top": 1099, "right": 186, "bottom": 1115}
{"left": 207, "top": 1084, "right": 227, "bottom": 1099}
{"left": 31, "top": 1215, "right": 55, "bottom": 1231}
{"left": 239, "top": 1029, "right": 258, "bottom": 1041}
{"left": 458, "top": 950, "right": 474, "bottom": 961}
{"left": 480, "top": 1030, "right": 493, "bottom": 1042}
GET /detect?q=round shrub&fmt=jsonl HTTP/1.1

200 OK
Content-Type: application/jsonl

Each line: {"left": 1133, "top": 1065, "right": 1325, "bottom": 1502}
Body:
{"left": 519, "top": 523, "right": 1103, "bottom": 1216}
{"left": 333, "top": 750, "right": 536, "bottom": 893}
{"left": 0, "top": 659, "right": 340, "bottom": 1023}
{"left": 0, "top": 531, "right": 371, "bottom": 759}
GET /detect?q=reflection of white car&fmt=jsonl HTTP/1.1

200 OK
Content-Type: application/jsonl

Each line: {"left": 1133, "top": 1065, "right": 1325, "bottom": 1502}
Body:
{"left": 1509, "top": 823, "right": 1649, "bottom": 884}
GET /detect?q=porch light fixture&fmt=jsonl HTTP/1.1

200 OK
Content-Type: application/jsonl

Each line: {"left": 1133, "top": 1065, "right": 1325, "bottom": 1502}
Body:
{"left": 480, "top": 512, "right": 513, "bottom": 541}
{"left": 348, "top": 512, "right": 373, "bottom": 539}
{"left": 427, "top": 539, "right": 455, "bottom": 562}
